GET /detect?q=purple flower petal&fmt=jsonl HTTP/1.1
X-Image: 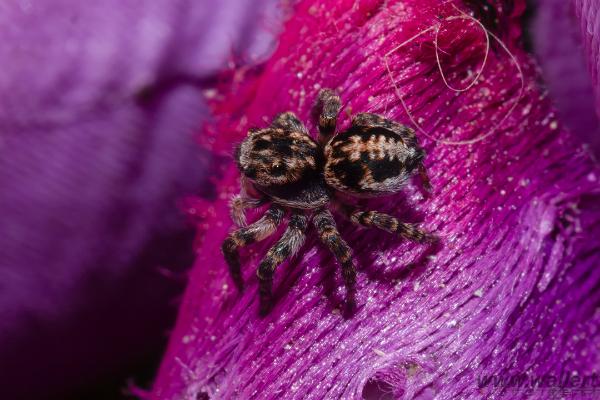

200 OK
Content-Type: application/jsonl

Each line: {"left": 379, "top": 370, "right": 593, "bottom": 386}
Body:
{"left": 153, "top": 1, "right": 600, "bottom": 399}
{"left": 0, "top": 0, "right": 279, "bottom": 398}
{"left": 531, "top": 0, "right": 600, "bottom": 155}
{"left": 574, "top": 0, "right": 600, "bottom": 137}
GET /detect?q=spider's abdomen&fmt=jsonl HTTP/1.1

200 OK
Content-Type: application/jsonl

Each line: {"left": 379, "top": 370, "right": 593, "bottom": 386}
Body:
{"left": 324, "top": 126, "right": 424, "bottom": 196}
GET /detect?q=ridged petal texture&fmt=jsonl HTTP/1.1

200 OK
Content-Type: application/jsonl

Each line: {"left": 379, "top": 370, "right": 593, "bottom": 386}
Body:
{"left": 153, "top": 1, "right": 600, "bottom": 399}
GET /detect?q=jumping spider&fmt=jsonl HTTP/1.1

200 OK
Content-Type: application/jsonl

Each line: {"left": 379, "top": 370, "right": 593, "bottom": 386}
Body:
{"left": 222, "top": 88, "right": 435, "bottom": 315}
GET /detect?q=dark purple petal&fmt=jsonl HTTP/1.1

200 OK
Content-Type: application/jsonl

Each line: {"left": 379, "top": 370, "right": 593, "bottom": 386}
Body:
{"left": 531, "top": 0, "right": 600, "bottom": 155}
{"left": 153, "top": 0, "right": 600, "bottom": 399}
{"left": 574, "top": 0, "right": 600, "bottom": 137}
{"left": 0, "top": 0, "right": 279, "bottom": 398}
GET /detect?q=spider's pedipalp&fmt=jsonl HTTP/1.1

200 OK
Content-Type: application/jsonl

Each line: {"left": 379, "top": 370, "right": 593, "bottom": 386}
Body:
{"left": 313, "top": 208, "right": 356, "bottom": 307}
{"left": 229, "top": 194, "right": 266, "bottom": 227}
{"left": 257, "top": 212, "right": 308, "bottom": 315}
{"left": 315, "top": 88, "right": 341, "bottom": 144}
{"left": 341, "top": 205, "right": 436, "bottom": 243}
{"left": 230, "top": 175, "right": 267, "bottom": 227}
{"left": 222, "top": 204, "right": 285, "bottom": 290}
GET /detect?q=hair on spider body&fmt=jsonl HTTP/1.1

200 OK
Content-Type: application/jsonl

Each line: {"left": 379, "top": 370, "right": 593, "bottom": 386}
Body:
{"left": 324, "top": 123, "right": 426, "bottom": 197}
{"left": 223, "top": 89, "right": 435, "bottom": 315}
{"left": 234, "top": 123, "right": 330, "bottom": 209}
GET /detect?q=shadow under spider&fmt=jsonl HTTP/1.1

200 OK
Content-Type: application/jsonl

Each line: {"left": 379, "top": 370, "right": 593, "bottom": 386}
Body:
{"left": 234, "top": 189, "right": 442, "bottom": 319}
{"left": 357, "top": 234, "right": 442, "bottom": 283}
{"left": 319, "top": 195, "right": 442, "bottom": 319}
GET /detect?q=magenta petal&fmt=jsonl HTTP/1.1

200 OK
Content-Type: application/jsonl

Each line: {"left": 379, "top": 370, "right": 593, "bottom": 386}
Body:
{"left": 153, "top": 1, "right": 600, "bottom": 399}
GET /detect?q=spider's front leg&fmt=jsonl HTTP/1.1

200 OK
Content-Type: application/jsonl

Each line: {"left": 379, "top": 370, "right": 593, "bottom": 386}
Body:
{"left": 313, "top": 208, "right": 356, "bottom": 308}
{"left": 222, "top": 204, "right": 285, "bottom": 290}
{"left": 337, "top": 203, "right": 436, "bottom": 243}
{"left": 257, "top": 212, "right": 308, "bottom": 315}
{"left": 315, "top": 89, "right": 341, "bottom": 145}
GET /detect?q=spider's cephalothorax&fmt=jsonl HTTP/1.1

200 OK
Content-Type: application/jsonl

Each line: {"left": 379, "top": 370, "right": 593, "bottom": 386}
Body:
{"left": 222, "top": 89, "right": 435, "bottom": 315}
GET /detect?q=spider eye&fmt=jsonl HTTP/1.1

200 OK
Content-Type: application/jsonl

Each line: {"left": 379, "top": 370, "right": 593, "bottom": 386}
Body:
{"left": 271, "top": 163, "right": 286, "bottom": 176}
{"left": 253, "top": 139, "right": 271, "bottom": 151}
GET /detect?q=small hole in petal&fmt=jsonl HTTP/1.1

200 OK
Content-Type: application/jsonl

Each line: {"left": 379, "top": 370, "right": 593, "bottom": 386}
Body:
{"left": 196, "top": 391, "right": 209, "bottom": 400}
{"left": 362, "top": 377, "right": 396, "bottom": 400}
{"left": 362, "top": 368, "right": 406, "bottom": 400}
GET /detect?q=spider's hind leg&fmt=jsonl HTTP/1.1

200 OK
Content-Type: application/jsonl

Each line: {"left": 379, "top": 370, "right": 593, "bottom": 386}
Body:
{"left": 257, "top": 211, "right": 308, "bottom": 315}
{"left": 222, "top": 204, "right": 285, "bottom": 291}
{"left": 313, "top": 208, "right": 357, "bottom": 308}
{"left": 339, "top": 204, "right": 436, "bottom": 243}
{"left": 315, "top": 89, "right": 341, "bottom": 144}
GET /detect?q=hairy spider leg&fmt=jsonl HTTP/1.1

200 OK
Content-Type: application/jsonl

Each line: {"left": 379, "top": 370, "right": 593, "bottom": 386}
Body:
{"left": 316, "top": 88, "right": 341, "bottom": 145}
{"left": 222, "top": 204, "right": 285, "bottom": 290}
{"left": 337, "top": 203, "right": 436, "bottom": 243}
{"left": 256, "top": 212, "right": 308, "bottom": 315}
{"left": 313, "top": 208, "right": 356, "bottom": 308}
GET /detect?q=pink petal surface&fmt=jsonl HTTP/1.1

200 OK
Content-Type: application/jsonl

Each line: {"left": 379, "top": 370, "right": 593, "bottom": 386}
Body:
{"left": 153, "top": 1, "right": 600, "bottom": 399}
